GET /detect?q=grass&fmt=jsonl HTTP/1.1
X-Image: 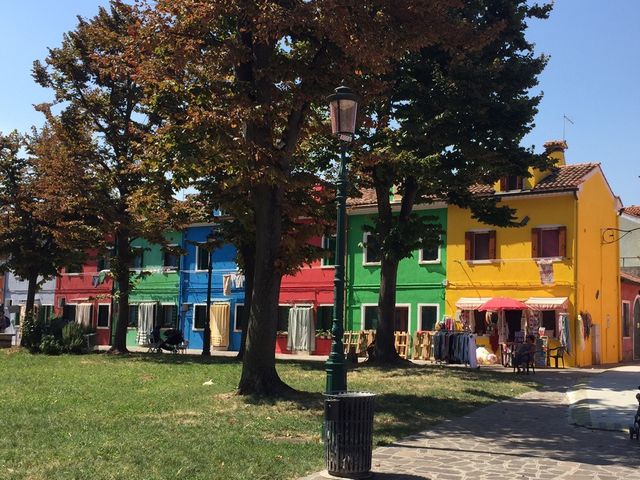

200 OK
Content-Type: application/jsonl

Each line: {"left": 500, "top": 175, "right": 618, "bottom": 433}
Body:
{"left": 0, "top": 349, "right": 536, "bottom": 480}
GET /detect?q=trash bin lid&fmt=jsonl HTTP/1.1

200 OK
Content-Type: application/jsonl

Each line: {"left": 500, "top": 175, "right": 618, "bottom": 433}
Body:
{"left": 323, "top": 391, "right": 376, "bottom": 399}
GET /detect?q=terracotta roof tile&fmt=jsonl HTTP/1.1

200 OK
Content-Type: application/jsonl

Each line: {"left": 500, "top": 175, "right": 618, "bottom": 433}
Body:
{"left": 622, "top": 205, "right": 640, "bottom": 217}
{"left": 348, "top": 163, "right": 599, "bottom": 208}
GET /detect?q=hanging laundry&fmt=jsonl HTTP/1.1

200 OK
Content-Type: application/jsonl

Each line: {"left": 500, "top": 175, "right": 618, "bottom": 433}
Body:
{"left": 210, "top": 302, "right": 230, "bottom": 348}
{"left": 559, "top": 313, "right": 571, "bottom": 354}
{"left": 577, "top": 314, "right": 585, "bottom": 351}
{"left": 136, "top": 303, "right": 155, "bottom": 345}
{"left": 222, "top": 275, "right": 232, "bottom": 296}
{"left": 75, "top": 303, "right": 93, "bottom": 329}
{"left": 537, "top": 259, "right": 554, "bottom": 285}
{"left": 231, "top": 273, "right": 245, "bottom": 289}
{"left": 287, "top": 306, "right": 315, "bottom": 352}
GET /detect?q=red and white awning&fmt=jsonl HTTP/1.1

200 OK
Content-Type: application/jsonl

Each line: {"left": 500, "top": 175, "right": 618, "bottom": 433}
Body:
{"left": 524, "top": 297, "right": 569, "bottom": 311}
{"left": 455, "top": 297, "right": 491, "bottom": 310}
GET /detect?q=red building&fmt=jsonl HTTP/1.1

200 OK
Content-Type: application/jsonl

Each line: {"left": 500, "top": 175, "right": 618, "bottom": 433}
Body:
{"left": 621, "top": 272, "right": 640, "bottom": 362}
{"left": 54, "top": 250, "right": 114, "bottom": 345}
{"left": 278, "top": 236, "right": 335, "bottom": 355}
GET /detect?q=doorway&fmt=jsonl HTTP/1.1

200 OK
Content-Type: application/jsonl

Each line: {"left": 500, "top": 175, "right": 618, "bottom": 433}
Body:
{"left": 505, "top": 310, "right": 523, "bottom": 342}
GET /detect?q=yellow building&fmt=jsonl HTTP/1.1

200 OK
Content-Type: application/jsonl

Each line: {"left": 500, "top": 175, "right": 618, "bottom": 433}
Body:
{"left": 445, "top": 141, "right": 621, "bottom": 367}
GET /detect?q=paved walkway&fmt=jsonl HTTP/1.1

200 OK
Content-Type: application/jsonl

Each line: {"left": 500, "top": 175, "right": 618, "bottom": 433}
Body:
{"left": 302, "top": 368, "right": 640, "bottom": 480}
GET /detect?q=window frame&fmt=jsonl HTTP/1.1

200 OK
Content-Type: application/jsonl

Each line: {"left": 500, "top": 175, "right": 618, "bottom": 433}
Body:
{"left": 233, "top": 303, "right": 245, "bottom": 333}
{"left": 321, "top": 235, "right": 337, "bottom": 268}
{"left": 63, "top": 303, "right": 78, "bottom": 323}
{"left": 465, "top": 230, "right": 497, "bottom": 263}
{"left": 417, "top": 303, "right": 440, "bottom": 331}
{"left": 163, "top": 244, "right": 180, "bottom": 270}
{"left": 195, "top": 245, "right": 211, "bottom": 272}
{"left": 192, "top": 303, "right": 208, "bottom": 331}
{"left": 127, "top": 304, "right": 139, "bottom": 328}
{"left": 158, "top": 303, "right": 178, "bottom": 329}
{"left": 316, "top": 304, "right": 334, "bottom": 331}
{"left": 419, "top": 242, "right": 441, "bottom": 264}
{"left": 361, "top": 303, "right": 411, "bottom": 333}
{"left": 362, "top": 232, "right": 382, "bottom": 266}
{"left": 97, "top": 303, "right": 111, "bottom": 329}
{"left": 531, "top": 225, "right": 567, "bottom": 260}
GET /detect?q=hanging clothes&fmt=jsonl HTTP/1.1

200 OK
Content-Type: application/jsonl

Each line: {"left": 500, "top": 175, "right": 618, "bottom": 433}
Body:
{"left": 468, "top": 334, "right": 478, "bottom": 368}
{"left": 559, "top": 313, "right": 571, "bottom": 354}
{"left": 222, "top": 275, "right": 232, "bottom": 296}
{"left": 75, "top": 303, "right": 93, "bottom": 330}
{"left": 498, "top": 311, "right": 509, "bottom": 344}
{"left": 287, "top": 306, "right": 315, "bottom": 352}
{"left": 231, "top": 273, "right": 245, "bottom": 289}
{"left": 210, "top": 302, "right": 230, "bottom": 348}
{"left": 136, "top": 303, "right": 155, "bottom": 345}
{"left": 576, "top": 314, "right": 585, "bottom": 351}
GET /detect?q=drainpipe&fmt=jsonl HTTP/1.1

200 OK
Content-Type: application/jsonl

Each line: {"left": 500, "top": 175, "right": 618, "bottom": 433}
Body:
{"left": 573, "top": 190, "right": 579, "bottom": 367}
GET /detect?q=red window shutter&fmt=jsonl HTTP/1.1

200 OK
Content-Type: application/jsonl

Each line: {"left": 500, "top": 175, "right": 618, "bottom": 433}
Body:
{"left": 489, "top": 230, "right": 497, "bottom": 259}
{"left": 531, "top": 228, "right": 540, "bottom": 258}
{"left": 465, "top": 232, "right": 472, "bottom": 260}
{"left": 499, "top": 177, "right": 507, "bottom": 191}
{"left": 558, "top": 226, "right": 567, "bottom": 258}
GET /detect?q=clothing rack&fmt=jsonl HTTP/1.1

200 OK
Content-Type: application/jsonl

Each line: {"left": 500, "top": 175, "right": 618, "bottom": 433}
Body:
{"left": 433, "top": 330, "right": 478, "bottom": 368}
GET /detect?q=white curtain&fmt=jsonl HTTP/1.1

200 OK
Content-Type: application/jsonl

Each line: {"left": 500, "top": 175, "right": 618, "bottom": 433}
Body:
{"left": 76, "top": 304, "right": 93, "bottom": 329}
{"left": 136, "top": 303, "right": 156, "bottom": 345}
{"left": 287, "top": 306, "right": 315, "bottom": 352}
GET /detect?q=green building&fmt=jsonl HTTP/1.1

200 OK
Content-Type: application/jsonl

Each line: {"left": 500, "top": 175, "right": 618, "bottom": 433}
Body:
{"left": 346, "top": 201, "right": 447, "bottom": 335}
{"left": 125, "top": 232, "right": 182, "bottom": 346}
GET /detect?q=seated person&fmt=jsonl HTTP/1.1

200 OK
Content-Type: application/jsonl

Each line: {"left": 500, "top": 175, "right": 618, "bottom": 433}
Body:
{"left": 513, "top": 334, "right": 536, "bottom": 370}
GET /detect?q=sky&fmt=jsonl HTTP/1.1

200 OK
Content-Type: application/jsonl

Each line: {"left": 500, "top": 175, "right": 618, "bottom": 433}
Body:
{"left": 1, "top": 1, "right": 639, "bottom": 206}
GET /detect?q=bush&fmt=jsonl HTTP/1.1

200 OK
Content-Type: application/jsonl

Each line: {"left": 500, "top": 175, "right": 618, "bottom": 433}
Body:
{"left": 39, "top": 334, "right": 63, "bottom": 355}
{"left": 62, "top": 322, "right": 86, "bottom": 354}
{"left": 21, "top": 313, "right": 43, "bottom": 353}
{"left": 45, "top": 316, "right": 69, "bottom": 339}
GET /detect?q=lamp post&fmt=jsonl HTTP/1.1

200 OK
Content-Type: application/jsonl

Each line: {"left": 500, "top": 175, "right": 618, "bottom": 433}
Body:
{"left": 202, "top": 231, "right": 215, "bottom": 357}
{"left": 325, "top": 85, "right": 359, "bottom": 394}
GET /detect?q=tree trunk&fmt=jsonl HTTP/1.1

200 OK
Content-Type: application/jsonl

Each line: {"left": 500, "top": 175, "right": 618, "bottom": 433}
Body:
{"left": 110, "top": 229, "right": 131, "bottom": 354}
{"left": 238, "top": 185, "right": 292, "bottom": 396}
{"left": 373, "top": 258, "right": 401, "bottom": 363}
{"left": 236, "top": 241, "right": 255, "bottom": 361}
{"left": 24, "top": 272, "right": 39, "bottom": 319}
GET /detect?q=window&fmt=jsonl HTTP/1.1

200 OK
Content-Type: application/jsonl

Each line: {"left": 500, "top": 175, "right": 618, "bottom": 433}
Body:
{"left": 532, "top": 227, "right": 566, "bottom": 258}
{"left": 465, "top": 231, "right": 496, "bottom": 261}
{"left": 163, "top": 246, "right": 180, "bottom": 269}
{"left": 132, "top": 247, "right": 144, "bottom": 269}
{"left": 234, "top": 304, "right": 246, "bottom": 332}
{"left": 63, "top": 304, "right": 77, "bottom": 323}
{"left": 277, "top": 306, "right": 291, "bottom": 332}
{"left": 623, "top": 302, "right": 631, "bottom": 338}
{"left": 541, "top": 310, "right": 556, "bottom": 336}
{"left": 196, "top": 246, "right": 211, "bottom": 271}
{"left": 9, "top": 305, "right": 21, "bottom": 325}
{"left": 500, "top": 175, "right": 524, "bottom": 191}
{"left": 193, "top": 305, "right": 207, "bottom": 330}
{"left": 363, "top": 232, "right": 381, "bottom": 265}
{"left": 420, "top": 245, "right": 439, "bottom": 263}
{"left": 66, "top": 264, "right": 82, "bottom": 274}
{"left": 321, "top": 235, "right": 337, "bottom": 267}
{"left": 128, "top": 305, "right": 138, "bottom": 327}
{"left": 97, "top": 304, "right": 110, "bottom": 328}
{"left": 363, "top": 305, "right": 408, "bottom": 331}
{"left": 97, "top": 251, "right": 111, "bottom": 271}
{"left": 316, "top": 305, "right": 334, "bottom": 331}
{"left": 419, "top": 305, "right": 439, "bottom": 331}
{"left": 38, "top": 305, "right": 54, "bottom": 322}
{"left": 159, "top": 304, "right": 177, "bottom": 328}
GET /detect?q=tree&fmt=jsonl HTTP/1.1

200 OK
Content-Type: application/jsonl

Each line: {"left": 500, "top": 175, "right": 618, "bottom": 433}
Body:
{"left": 32, "top": 2, "right": 185, "bottom": 353}
{"left": 134, "top": 0, "right": 488, "bottom": 394}
{"left": 0, "top": 131, "right": 85, "bottom": 319}
{"left": 351, "top": 0, "right": 553, "bottom": 362}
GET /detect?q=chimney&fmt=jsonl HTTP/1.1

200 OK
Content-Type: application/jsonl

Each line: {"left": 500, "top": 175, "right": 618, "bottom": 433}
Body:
{"left": 543, "top": 140, "right": 568, "bottom": 167}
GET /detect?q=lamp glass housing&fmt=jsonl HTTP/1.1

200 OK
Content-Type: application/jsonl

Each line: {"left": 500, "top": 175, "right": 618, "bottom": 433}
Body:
{"left": 328, "top": 86, "right": 358, "bottom": 142}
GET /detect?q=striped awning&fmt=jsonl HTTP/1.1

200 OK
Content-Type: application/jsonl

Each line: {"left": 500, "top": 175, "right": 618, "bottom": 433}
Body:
{"left": 455, "top": 297, "right": 491, "bottom": 310}
{"left": 524, "top": 297, "right": 569, "bottom": 310}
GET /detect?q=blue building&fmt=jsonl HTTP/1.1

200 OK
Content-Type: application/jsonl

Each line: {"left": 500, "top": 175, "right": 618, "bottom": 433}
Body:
{"left": 180, "top": 224, "right": 245, "bottom": 351}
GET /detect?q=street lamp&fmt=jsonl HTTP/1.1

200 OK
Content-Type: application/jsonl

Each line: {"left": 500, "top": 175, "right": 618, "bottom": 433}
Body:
{"left": 325, "top": 85, "right": 359, "bottom": 394}
{"left": 202, "top": 230, "right": 215, "bottom": 357}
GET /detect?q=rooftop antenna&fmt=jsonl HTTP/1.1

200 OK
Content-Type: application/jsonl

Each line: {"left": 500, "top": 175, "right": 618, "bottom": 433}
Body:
{"left": 563, "top": 114, "right": 574, "bottom": 141}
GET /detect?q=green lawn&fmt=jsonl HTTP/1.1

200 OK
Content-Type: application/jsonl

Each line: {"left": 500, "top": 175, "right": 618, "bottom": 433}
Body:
{"left": 0, "top": 349, "right": 535, "bottom": 480}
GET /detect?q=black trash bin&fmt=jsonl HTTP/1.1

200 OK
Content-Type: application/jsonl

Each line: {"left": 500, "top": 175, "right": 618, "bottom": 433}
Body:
{"left": 324, "top": 392, "right": 376, "bottom": 478}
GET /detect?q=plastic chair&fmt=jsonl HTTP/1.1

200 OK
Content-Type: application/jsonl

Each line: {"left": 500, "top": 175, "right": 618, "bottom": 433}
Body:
{"left": 547, "top": 346, "right": 566, "bottom": 368}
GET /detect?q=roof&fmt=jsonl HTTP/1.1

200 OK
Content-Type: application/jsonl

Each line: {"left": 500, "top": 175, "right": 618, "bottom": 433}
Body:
{"left": 348, "top": 163, "right": 599, "bottom": 208}
{"left": 621, "top": 271, "right": 640, "bottom": 284}
{"left": 470, "top": 163, "right": 599, "bottom": 196}
{"left": 622, "top": 206, "right": 640, "bottom": 218}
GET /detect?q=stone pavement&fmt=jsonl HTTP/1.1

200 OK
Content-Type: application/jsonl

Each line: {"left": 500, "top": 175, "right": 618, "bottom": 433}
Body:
{"left": 301, "top": 368, "right": 640, "bottom": 480}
